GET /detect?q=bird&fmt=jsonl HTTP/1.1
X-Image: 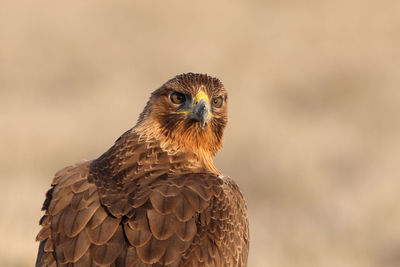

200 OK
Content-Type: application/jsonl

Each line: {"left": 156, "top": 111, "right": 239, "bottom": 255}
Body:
{"left": 35, "top": 73, "right": 249, "bottom": 267}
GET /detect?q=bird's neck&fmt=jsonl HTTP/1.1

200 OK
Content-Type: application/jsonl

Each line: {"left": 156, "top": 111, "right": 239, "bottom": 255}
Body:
{"left": 133, "top": 121, "right": 220, "bottom": 174}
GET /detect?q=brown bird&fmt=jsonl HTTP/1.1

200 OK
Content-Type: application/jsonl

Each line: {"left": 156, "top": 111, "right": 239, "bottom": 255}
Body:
{"left": 36, "top": 73, "right": 249, "bottom": 267}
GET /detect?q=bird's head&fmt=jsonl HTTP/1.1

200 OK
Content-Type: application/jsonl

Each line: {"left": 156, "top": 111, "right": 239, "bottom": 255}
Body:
{"left": 136, "top": 73, "right": 228, "bottom": 158}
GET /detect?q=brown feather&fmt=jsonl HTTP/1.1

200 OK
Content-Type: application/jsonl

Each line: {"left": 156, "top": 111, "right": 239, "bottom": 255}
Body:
{"left": 175, "top": 217, "right": 197, "bottom": 242}
{"left": 172, "top": 193, "right": 195, "bottom": 222}
{"left": 51, "top": 211, "right": 64, "bottom": 234}
{"left": 185, "top": 182, "right": 213, "bottom": 201}
{"left": 36, "top": 225, "right": 51, "bottom": 242}
{"left": 71, "top": 179, "right": 91, "bottom": 193}
{"left": 154, "top": 183, "right": 181, "bottom": 197}
{"left": 159, "top": 235, "right": 186, "bottom": 265}
{"left": 42, "top": 251, "right": 56, "bottom": 267}
{"left": 44, "top": 238, "right": 53, "bottom": 252}
{"left": 54, "top": 242, "right": 67, "bottom": 264}
{"left": 48, "top": 191, "right": 73, "bottom": 215}
{"left": 57, "top": 171, "right": 86, "bottom": 189}
{"left": 149, "top": 191, "right": 179, "bottom": 215}
{"left": 136, "top": 237, "right": 167, "bottom": 264}
{"left": 124, "top": 220, "right": 152, "bottom": 247}
{"left": 87, "top": 206, "right": 108, "bottom": 229}
{"left": 70, "top": 191, "right": 85, "bottom": 211}
{"left": 73, "top": 252, "right": 91, "bottom": 267}
{"left": 87, "top": 215, "right": 121, "bottom": 245}
{"left": 90, "top": 225, "right": 125, "bottom": 265}
{"left": 62, "top": 229, "right": 91, "bottom": 262}
{"left": 63, "top": 200, "right": 100, "bottom": 237}
{"left": 116, "top": 246, "right": 139, "bottom": 267}
{"left": 147, "top": 209, "right": 177, "bottom": 240}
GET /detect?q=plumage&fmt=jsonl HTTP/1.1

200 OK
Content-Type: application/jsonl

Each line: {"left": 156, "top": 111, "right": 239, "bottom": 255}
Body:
{"left": 36, "top": 73, "right": 249, "bottom": 266}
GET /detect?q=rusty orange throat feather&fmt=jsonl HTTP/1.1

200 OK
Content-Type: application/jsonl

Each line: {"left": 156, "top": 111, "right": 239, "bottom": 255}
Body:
{"left": 36, "top": 73, "right": 249, "bottom": 267}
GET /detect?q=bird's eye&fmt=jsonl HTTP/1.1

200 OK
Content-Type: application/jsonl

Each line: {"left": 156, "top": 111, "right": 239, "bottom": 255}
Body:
{"left": 212, "top": 96, "right": 224, "bottom": 108}
{"left": 170, "top": 92, "right": 186, "bottom": 105}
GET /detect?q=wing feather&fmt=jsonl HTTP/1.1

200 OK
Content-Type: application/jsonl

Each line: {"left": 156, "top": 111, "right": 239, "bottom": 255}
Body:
{"left": 90, "top": 225, "right": 125, "bottom": 265}
{"left": 48, "top": 191, "right": 74, "bottom": 215}
{"left": 87, "top": 215, "right": 121, "bottom": 245}
{"left": 135, "top": 237, "right": 167, "bottom": 264}
{"left": 63, "top": 200, "right": 100, "bottom": 237}
{"left": 175, "top": 217, "right": 197, "bottom": 241}
{"left": 147, "top": 209, "right": 177, "bottom": 240}
{"left": 172, "top": 194, "right": 195, "bottom": 221}
{"left": 37, "top": 144, "right": 248, "bottom": 267}
{"left": 124, "top": 208, "right": 152, "bottom": 246}
{"left": 149, "top": 191, "right": 179, "bottom": 215}
{"left": 87, "top": 205, "right": 108, "bottom": 229}
{"left": 62, "top": 228, "right": 91, "bottom": 262}
{"left": 71, "top": 179, "right": 91, "bottom": 193}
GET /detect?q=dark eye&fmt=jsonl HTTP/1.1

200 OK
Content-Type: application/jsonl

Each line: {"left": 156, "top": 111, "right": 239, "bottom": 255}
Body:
{"left": 170, "top": 92, "right": 186, "bottom": 105}
{"left": 212, "top": 96, "right": 223, "bottom": 108}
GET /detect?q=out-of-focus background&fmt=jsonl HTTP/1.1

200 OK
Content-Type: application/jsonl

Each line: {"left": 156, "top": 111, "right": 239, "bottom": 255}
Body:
{"left": 1, "top": 0, "right": 400, "bottom": 266}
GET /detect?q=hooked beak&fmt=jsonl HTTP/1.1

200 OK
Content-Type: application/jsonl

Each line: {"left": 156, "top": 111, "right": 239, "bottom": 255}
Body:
{"left": 192, "top": 93, "right": 211, "bottom": 129}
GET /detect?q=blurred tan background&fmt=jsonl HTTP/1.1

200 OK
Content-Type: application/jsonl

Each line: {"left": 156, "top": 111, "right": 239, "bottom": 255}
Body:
{"left": 1, "top": 0, "right": 400, "bottom": 266}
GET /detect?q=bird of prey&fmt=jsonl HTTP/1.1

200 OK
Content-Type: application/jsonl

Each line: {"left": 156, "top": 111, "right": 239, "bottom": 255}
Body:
{"left": 36, "top": 73, "right": 249, "bottom": 267}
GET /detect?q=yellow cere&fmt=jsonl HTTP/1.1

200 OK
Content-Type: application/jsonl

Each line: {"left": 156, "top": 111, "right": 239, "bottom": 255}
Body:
{"left": 196, "top": 91, "right": 213, "bottom": 117}
{"left": 195, "top": 91, "right": 209, "bottom": 104}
